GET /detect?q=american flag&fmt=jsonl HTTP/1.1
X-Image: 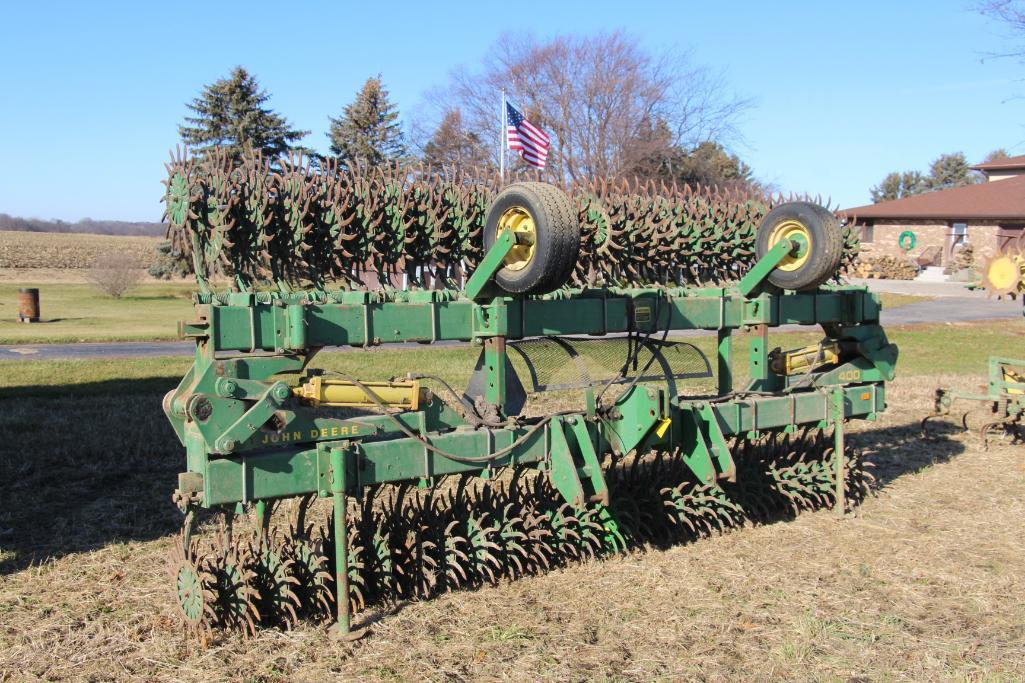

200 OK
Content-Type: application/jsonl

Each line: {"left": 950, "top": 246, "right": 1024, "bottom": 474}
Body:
{"left": 506, "top": 102, "right": 550, "bottom": 169}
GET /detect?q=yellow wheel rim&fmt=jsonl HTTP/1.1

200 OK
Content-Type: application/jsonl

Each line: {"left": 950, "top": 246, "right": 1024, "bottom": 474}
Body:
{"left": 767, "top": 219, "right": 812, "bottom": 272}
{"left": 497, "top": 207, "right": 537, "bottom": 272}
{"left": 984, "top": 255, "right": 1021, "bottom": 294}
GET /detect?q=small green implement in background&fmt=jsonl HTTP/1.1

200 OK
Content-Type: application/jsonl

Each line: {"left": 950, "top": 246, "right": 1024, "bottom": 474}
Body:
{"left": 925, "top": 357, "right": 1025, "bottom": 447}
{"left": 924, "top": 249, "right": 1025, "bottom": 447}
{"left": 162, "top": 158, "right": 897, "bottom": 638}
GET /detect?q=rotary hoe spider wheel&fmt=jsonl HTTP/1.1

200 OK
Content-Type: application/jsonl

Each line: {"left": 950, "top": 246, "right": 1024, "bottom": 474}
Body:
{"left": 163, "top": 149, "right": 858, "bottom": 292}
{"left": 247, "top": 534, "right": 301, "bottom": 629}
{"left": 169, "top": 532, "right": 215, "bottom": 635}
{"left": 205, "top": 531, "right": 260, "bottom": 636}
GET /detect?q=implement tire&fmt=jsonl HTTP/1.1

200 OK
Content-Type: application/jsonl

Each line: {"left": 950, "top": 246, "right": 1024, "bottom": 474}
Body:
{"left": 483, "top": 182, "right": 580, "bottom": 295}
{"left": 755, "top": 201, "right": 843, "bottom": 291}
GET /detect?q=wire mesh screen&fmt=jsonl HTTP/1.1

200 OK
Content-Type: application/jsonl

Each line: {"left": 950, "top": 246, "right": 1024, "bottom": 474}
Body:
{"left": 507, "top": 336, "right": 714, "bottom": 399}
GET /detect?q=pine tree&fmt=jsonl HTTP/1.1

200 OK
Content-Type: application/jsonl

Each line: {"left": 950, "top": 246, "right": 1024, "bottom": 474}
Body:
{"left": 623, "top": 117, "right": 683, "bottom": 181}
{"left": 924, "top": 152, "right": 981, "bottom": 191}
{"left": 179, "top": 67, "right": 309, "bottom": 161}
{"left": 148, "top": 240, "right": 193, "bottom": 279}
{"left": 328, "top": 76, "right": 406, "bottom": 166}
{"left": 871, "top": 170, "right": 926, "bottom": 203}
{"left": 625, "top": 119, "right": 757, "bottom": 191}
{"left": 422, "top": 108, "right": 489, "bottom": 171}
{"left": 983, "top": 148, "right": 1010, "bottom": 164}
{"left": 677, "top": 141, "right": 754, "bottom": 188}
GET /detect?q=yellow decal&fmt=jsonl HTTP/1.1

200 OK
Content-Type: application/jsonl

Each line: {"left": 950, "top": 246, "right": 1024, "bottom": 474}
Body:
{"left": 261, "top": 423, "right": 362, "bottom": 445}
{"left": 655, "top": 418, "right": 672, "bottom": 438}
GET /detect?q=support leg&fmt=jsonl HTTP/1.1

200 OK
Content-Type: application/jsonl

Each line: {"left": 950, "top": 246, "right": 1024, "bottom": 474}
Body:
{"left": 331, "top": 446, "right": 352, "bottom": 638}
{"left": 717, "top": 328, "right": 732, "bottom": 396}
{"left": 831, "top": 388, "right": 846, "bottom": 516}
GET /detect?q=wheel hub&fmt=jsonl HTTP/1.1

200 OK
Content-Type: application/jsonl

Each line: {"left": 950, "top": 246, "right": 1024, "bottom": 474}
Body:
{"left": 767, "top": 219, "right": 812, "bottom": 272}
{"left": 175, "top": 563, "right": 205, "bottom": 624}
{"left": 497, "top": 207, "right": 537, "bottom": 272}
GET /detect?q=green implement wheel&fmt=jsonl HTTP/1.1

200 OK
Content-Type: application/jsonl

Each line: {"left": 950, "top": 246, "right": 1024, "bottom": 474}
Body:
{"left": 169, "top": 532, "right": 214, "bottom": 631}
{"left": 755, "top": 202, "right": 843, "bottom": 291}
{"left": 483, "top": 182, "right": 580, "bottom": 295}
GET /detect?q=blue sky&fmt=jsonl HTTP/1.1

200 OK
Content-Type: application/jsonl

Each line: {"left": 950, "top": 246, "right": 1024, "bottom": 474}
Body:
{"left": 0, "top": 1, "right": 1022, "bottom": 221}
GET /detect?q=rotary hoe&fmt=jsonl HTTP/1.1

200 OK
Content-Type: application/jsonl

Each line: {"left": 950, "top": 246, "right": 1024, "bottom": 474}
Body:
{"left": 162, "top": 149, "right": 897, "bottom": 637}
{"left": 925, "top": 244, "right": 1025, "bottom": 446}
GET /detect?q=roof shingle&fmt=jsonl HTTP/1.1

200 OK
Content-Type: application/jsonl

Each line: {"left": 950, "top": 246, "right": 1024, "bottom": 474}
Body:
{"left": 844, "top": 175, "right": 1025, "bottom": 222}
{"left": 971, "top": 154, "right": 1025, "bottom": 171}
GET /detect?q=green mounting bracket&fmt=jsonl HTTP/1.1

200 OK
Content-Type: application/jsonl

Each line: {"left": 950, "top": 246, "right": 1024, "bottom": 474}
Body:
{"left": 816, "top": 324, "right": 898, "bottom": 385}
{"left": 738, "top": 238, "right": 795, "bottom": 298}
{"left": 603, "top": 385, "right": 662, "bottom": 456}
{"left": 698, "top": 402, "right": 736, "bottom": 481}
{"left": 464, "top": 228, "right": 516, "bottom": 301}
{"left": 677, "top": 402, "right": 736, "bottom": 485}
{"left": 215, "top": 380, "right": 292, "bottom": 453}
{"left": 548, "top": 416, "right": 609, "bottom": 508}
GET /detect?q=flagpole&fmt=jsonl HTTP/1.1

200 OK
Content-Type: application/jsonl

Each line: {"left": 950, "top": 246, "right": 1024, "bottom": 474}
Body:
{"left": 500, "top": 89, "right": 506, "bottom": 184}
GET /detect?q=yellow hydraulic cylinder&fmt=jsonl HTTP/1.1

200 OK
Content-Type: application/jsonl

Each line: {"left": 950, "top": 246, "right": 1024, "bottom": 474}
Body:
{"left": 293, "top": 376, "right": 425, "bottom": 410}
{"left": 769, "top": 341, "right": 841, "bottom": 376}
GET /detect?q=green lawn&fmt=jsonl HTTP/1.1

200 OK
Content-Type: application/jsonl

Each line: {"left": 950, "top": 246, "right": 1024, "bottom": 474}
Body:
{"left": 0, "top": 282, "right": 936, "bottom": 345}
{"left": 0, "top": 281, "right": 195, "bottom": 344}
{"left": 877, "top": 292, "right": 932, "bottom": 309}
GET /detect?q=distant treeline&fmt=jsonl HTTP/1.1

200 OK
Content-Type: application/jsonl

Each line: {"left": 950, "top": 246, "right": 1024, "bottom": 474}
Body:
{"left": 0, "top": 213, "right": 166, "bottom": 237}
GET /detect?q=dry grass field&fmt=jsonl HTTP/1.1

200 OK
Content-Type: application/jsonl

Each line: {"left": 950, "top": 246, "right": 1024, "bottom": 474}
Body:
{"left": 1, "top": 325, "right": 1024, "bottom": 681}
{"left": 0, "top": 231, "right": 161, "bottom": 270}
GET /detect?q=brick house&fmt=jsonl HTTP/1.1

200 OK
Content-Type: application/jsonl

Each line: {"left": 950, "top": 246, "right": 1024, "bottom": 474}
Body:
{"left": 844, "top": 155, "right": 1025, "bottom": 269}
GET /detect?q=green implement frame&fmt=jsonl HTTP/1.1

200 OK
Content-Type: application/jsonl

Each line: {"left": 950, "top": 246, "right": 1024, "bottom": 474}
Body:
{"left": 165, "top": 228, "right": 897, "bottom": 636}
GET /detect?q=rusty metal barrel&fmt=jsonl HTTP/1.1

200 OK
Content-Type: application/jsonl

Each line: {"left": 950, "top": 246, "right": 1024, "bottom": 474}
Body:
{"left": 17, "top": 287, "right": 39, "bottom": 322}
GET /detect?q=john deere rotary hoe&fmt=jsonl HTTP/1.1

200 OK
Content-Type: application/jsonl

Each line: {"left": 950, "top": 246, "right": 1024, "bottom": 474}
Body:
{"left": 162, "top": 150, "right": 897, "bottom": 637}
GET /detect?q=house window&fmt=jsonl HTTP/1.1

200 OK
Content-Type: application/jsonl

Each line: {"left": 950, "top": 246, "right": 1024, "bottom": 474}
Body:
{"left": 952, "top": 223, "right": 968, "bottom": 242}
{"left": 861, "top": 224, "right": 874, "bottom": 243}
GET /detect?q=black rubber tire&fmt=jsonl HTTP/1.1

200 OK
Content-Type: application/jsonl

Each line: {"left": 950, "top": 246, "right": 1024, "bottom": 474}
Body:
{"left": 483, "top": 182, "right": 581, "bottom": 295}
{"left": 755, "top": 201, "right": 843, "bottom": 291}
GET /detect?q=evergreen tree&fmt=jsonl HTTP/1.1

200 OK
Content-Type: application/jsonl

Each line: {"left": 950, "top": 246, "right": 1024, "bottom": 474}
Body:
{"left": 626, "top": 119, "right": 757, "bottom": 191}
{"left": 149, "top": 240, "right": 193, "bottom": 279}
{"left": 624, "top": 117, "right": 684, "bottom": 181}
{"left": 924, "top": 152, "right": 981, "bottom": 191}
{"left": 869, "top": 152, "right": 982, "bottom": 202}
{"left": 328, "top": 76, "right": 406, "bottom": 166}
{"left": 871, "top": 170, "right": 926, "bottom": 203}
{"left": 677, "top": 141, "right": 754, "bottom": 188}
{"left": 179, "top": 66, "right": 309, "bottom": 161}
{"left": 983, "top": 148, "right": 1011, "bottom": 163}
{"left": 421, "top": 108, "right": 490, "bottom": 171}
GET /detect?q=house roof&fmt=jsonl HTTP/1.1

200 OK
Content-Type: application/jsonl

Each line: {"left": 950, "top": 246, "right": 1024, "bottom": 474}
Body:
{"left": 844, "top": 174, "right": 1025, "bottom": 222}
{"left": 971, "top": 154, "right": 1025, "bottom": 171}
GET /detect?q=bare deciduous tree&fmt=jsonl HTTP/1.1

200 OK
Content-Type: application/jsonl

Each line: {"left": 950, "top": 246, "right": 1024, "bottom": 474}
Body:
{"left": 88, "top": 253, "right": 143, "bottom": 299}
{"left": 979, "top": 1, "right": 1025, "bottom": 56}
{"left": 435, "top": 31, "right": 751, "bottom": 183}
